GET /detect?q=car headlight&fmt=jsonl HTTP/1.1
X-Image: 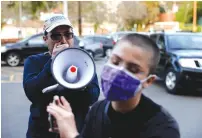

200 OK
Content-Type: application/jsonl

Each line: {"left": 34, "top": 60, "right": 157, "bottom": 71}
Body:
{"left": 1, "top": 46, "right": 7, "bottom": 53}
{"left": 178, "top": 58, "right": 201, "bottom": 69}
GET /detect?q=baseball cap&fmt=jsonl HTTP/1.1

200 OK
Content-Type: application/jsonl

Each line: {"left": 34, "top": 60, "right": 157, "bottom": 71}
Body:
{"left": 43, "top": 14, "right": 73, "bottom": 33}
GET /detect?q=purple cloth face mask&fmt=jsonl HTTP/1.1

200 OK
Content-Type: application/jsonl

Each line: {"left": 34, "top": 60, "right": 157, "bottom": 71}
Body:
{"left": 101, "top": 63, "right": 150, "bottom": 101}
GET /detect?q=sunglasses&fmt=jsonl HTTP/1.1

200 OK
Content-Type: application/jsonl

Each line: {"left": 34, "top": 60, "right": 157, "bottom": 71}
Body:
{"left": 50, "top": 32, "right": 74, "bottom": 41}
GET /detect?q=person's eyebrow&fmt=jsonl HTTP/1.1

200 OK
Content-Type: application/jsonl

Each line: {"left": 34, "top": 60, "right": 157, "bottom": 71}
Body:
{"left": 113, "top": 54, "right": 141, "bottom": 68}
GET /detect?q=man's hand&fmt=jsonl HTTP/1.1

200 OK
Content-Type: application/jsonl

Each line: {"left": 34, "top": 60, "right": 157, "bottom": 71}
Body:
{"left": 52, "top": 43, "right": 70, "bottom": 59}
{"left": 47, "top": 96, "right": 79, "bottom": 138}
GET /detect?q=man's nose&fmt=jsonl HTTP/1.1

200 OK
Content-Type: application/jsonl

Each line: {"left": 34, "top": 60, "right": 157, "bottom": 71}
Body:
{"left": 60, "top": 35, "right": 68, "bottom": 44}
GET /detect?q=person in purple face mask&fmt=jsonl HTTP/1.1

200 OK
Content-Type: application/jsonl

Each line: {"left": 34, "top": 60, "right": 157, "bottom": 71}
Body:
{"left": 47, "top": 34, "right": 180, "bottom": 138}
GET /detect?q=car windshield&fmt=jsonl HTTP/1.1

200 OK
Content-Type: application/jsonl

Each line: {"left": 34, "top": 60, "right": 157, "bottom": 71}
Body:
{"left": 18, "top": 35, "right": 32, "bottom": 43}
{"left": 167, "top": 35, "right": 202, "bottom": 50}
{"left": 81, "top": 37, "right": 93, "bottom": 44}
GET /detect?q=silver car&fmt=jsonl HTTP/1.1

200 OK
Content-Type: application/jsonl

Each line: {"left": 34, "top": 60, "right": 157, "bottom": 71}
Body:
{"left": 79, "top": 36, "right": 104, "bottom": 58}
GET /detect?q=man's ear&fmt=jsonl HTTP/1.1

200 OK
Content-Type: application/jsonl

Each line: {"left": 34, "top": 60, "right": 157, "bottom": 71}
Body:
{"left": 143, "top": 75, "right": 157, "bottom": 88}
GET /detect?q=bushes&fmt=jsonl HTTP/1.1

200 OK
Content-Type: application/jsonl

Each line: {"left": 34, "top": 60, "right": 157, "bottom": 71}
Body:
{"left": 179, "top": 22, "right": 202, "bottom": 32}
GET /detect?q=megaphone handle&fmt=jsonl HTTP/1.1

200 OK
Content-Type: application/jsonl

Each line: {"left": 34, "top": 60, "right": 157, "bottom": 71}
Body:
{"left": 42, "top": 84, "right": 59, "bottom": 93}
{"left": 48, "top": 98, "right": 57, "bottom": 134}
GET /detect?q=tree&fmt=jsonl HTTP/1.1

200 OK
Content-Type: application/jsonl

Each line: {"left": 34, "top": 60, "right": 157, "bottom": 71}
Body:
{"left": 57, "top": 1, "right": 108, "bottom": 32}
{"left": 81, "top": 1, "right": 108, "bottom": 32}
{"left": 175, "top": 2, "right": 193, "bottom": 23}
{"left": 187, "top": 1, "right": 202, "bottom": 23}
{"left": 142, "top": 2, "right": 160, "bottom": 25}
{"left": 117, "top": 1, "right": 160, "bottom": 31}
{"left": 175, "top": 1, "right": 202, "bottom": 24}
{"left": 1, "top": 1, "right": 59, "bottom": 21}
{"left": 117, "top": 1, "right": 147, "bottom": 30}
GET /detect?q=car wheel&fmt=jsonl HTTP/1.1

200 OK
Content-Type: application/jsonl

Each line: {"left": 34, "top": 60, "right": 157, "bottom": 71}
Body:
{"left": 164, "top": 68, "right": 180, "bottom": 94}
{"left": 6, "top": 52, "right": 21, "bottom": 67}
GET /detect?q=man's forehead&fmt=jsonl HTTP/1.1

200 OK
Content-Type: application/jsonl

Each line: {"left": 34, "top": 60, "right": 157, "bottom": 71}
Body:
{"left": 52, "top": 25, "right": 72, "bottom": 32}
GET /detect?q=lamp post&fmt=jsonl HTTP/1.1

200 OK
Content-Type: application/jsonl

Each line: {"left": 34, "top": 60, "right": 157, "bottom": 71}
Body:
{"left": 18, "top": 1, "right": 22, "bottom": 38}
{"left": 63, "top": 1, "right": 68, "bottom": 18}
{"left": 78, "top": 1, "right": 82, "bottom": 36}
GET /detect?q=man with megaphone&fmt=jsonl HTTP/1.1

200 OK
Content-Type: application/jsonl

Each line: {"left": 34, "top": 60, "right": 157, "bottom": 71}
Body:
{"left": 23, "top": 14, "right": 100, "bottom": 138}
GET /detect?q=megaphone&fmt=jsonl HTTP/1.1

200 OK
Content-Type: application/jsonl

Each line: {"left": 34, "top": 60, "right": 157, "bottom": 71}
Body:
{"left": 42, "top": 47, "right": 95, "bottom": 93}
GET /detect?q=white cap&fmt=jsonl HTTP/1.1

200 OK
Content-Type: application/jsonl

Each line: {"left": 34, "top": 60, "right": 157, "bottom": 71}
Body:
{"left": 43, "top": 14, "right": 73, "bottom": 33}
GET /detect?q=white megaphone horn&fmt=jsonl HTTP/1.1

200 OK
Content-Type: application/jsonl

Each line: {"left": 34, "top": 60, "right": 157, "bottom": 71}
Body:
{"left": 42, "top": 47, "right": 96, "bottom": 93}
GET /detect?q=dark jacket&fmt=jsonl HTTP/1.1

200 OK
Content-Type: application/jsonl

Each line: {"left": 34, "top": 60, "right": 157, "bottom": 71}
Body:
{"left": 79, "top": 95, "right": 180, "bottom": 138}
{"left": 23, "top": 53, "right": 100, "bottom": 138}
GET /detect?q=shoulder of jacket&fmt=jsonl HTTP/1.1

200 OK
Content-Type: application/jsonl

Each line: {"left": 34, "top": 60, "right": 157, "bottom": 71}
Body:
{"left": 27, "top": 53, "right": 49, "bottom": 61}
{"left": 90, "top": 100, "right": 107, "bottom": 111}
{"left": 147, "top": 106, "right": 179, "bottom": 128}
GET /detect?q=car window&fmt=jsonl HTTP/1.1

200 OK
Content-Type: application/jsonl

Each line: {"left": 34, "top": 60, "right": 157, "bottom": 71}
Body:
{"left": 150, "top": 34, "right": 158, "bottom": 43}
{"left": 167, "top": 34, "right": 202, "bottom": 50}
{"left": 94, "top": 37, "right": 101, "bottom": 42}
{"left": 157, "top": 35, "right": 165, "bottom": 50}
{"left": 74, "top": 36, "right": 80, "bottom": 46}
{"left": 28, "top": 35, "right": 44, "bottom": 46}
{"left": 82, "top": 37, "right": 94, "bottom": 44}
{"left": 94, "top": 37, "right": 106, "bottom": 42}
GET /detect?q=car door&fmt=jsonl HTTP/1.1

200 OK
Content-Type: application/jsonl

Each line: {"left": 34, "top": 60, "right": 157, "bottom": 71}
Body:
{"left": 23, "top": 34, "right": 48, "bottom": 57}
{"left": 156, "top": 34, "right": 168, "bottom": 76}
{"left": 82, "top": 37, "right": 96, "bottom": 51}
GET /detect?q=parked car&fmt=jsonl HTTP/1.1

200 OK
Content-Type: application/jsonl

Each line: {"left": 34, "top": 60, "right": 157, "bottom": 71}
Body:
{"left": 150, "top": 32, "right": 202, "bottom": 94}
{"left": 1, "top": 33, "right": 80, "bottom": 66}
{"left": 79, "top": 35, "right": 106, "bottom": 58}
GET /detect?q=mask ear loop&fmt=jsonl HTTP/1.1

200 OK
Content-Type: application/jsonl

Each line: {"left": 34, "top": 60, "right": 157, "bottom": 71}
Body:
{"left": 134, "top": 74, "right": 157, "bottom": 95}
{"left": 141, "top": 74, "right": 157, "bottom": 83}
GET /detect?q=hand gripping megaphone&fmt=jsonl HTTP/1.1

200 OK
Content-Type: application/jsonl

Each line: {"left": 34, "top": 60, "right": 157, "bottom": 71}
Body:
{"left": 42, "top": 47, "right": 96, "bottom": 93}
{"left": 43, "top": 47, "right": 96, "bottom": 131}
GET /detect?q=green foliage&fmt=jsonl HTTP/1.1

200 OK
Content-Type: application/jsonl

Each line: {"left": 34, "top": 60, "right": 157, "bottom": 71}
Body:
{"left": 81, "top": 1, "right": 107, "bottom": 26}
{"left": 187, "top": 2, "right": 202, "bottom": 23}
{"left": 159, "top": 6, "right": 166, "bottom": 13}
{"left": 179, "top": 22, "right": 202, "bottom": 32}
{"left": 176, "top": 2, "right": 202, "bottom": 24}
{"left": 175, "top": 2, "right": 192, "bottom": 23}
{"left": 1, "top": 21, "right": 6, "bottom": 29}
{"left": 61, "top": 1, "right": 107, "bottom": 29}
{"left": 3, "top": 1, "right": 59, "bottom": 20}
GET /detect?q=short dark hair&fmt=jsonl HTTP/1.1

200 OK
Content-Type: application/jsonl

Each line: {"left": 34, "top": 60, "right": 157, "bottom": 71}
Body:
{"left": 117, "top": 33, "right": 160, "bottom": 74}
{"left": 44, "top": 30, "right": 48, "bottom": 36}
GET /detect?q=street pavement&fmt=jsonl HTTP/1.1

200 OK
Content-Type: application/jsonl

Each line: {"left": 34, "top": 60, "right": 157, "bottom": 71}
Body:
{"left": 1, "top": 58, "right": 202, "bottom": 138}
